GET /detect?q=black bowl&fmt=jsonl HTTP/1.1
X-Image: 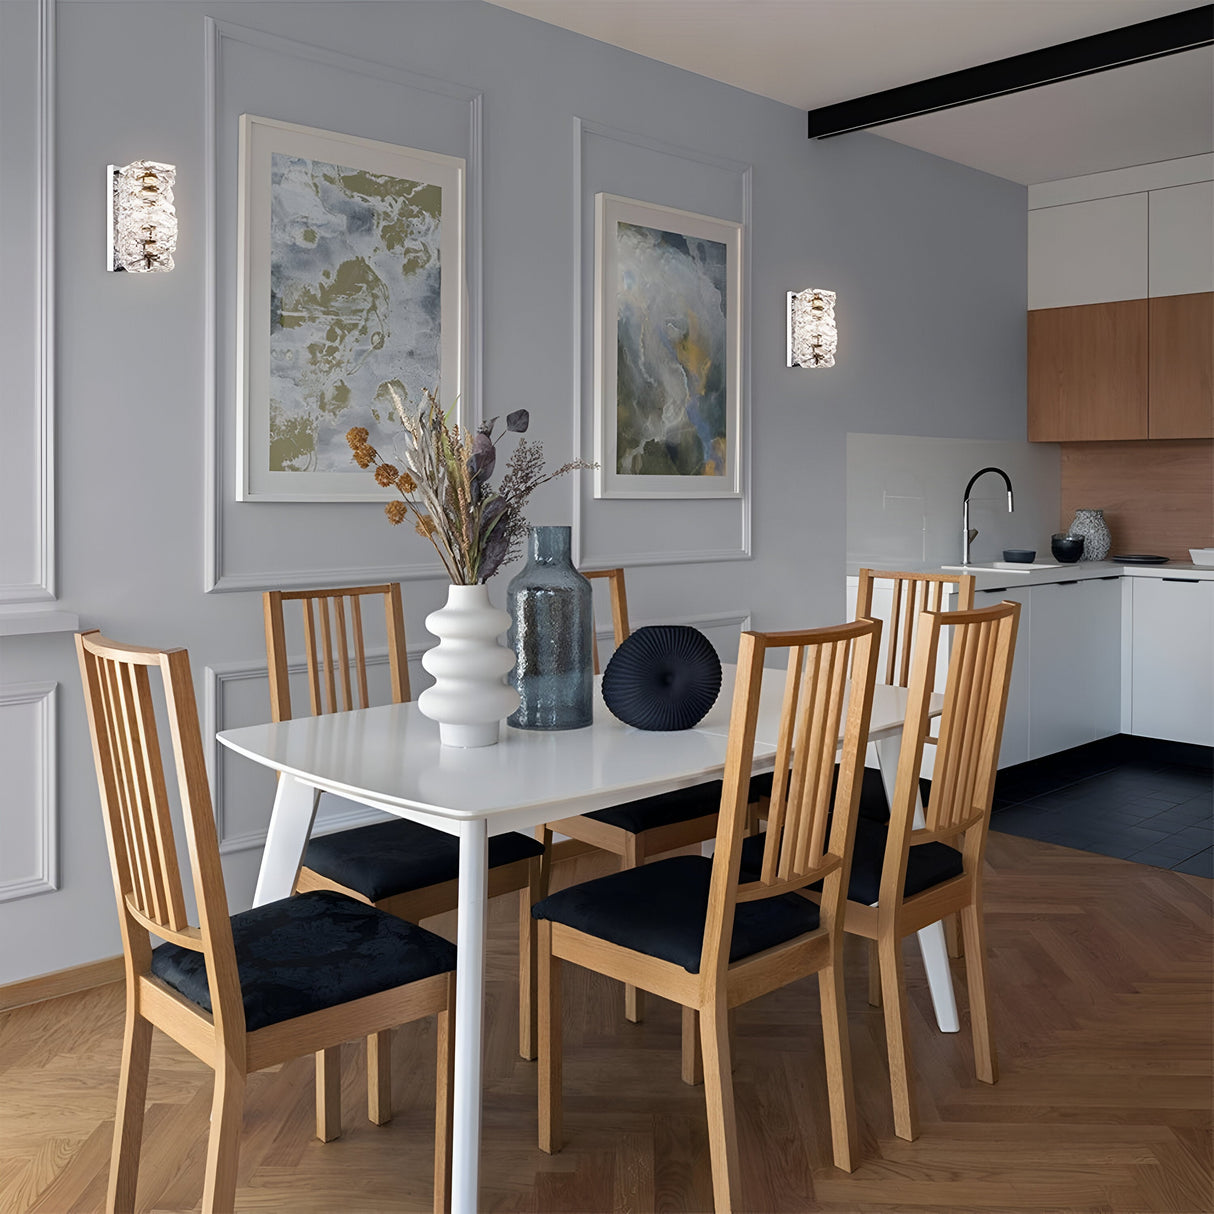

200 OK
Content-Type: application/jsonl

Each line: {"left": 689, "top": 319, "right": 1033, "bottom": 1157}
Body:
{"left": 1051, "top": 534, "right": 1084, "bottom": 563}
{"left": 1002, "top": 548, "right": 1036, "bottom": 563}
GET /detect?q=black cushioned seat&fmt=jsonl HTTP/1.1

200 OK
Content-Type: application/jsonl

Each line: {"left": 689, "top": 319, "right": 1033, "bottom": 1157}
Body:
{"left": 150, "top": 890, "right": 457, "bottom": 1032}
{"left": 739, "top": 819, "right": 962, "bottom": 906}
{"left": 304, "top": 817, "right": 545, "bottom": 903}
{"left": 531, "top": 854, "right": 821, "bottom": 974}
{"left": 748, "top": 766, "right": 931, "bottom": 825}
{"left": 582, "top": 782, "right": 722, "bottom": 834}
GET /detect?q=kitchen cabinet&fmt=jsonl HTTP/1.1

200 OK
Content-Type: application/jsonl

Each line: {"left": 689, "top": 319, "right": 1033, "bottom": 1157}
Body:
{"left": 1026, "top": 578, "right": 1122, "bottom": 758}
{"left": 1148, "top": 181, "right": 1214, "bottom": 299}
{"left": 1129, "top": 576, "right": 1214, "bottom": 747}
{"left": 974, "top": 586, "right": 1031, "bottom": 767}
{"left": 1027, "top": 301, "right": 1148, "bottom": 441}
{"left": 1148, "top": 293, "right": 1213, "bottom": 439}
{"left": 1028, "top": 294, "right": 1213, "bottom": 442}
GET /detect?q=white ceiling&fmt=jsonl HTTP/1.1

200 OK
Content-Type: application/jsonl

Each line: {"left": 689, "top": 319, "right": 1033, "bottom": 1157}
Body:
{"left": 485, "top": 0, "right": 1214, "bottom": 184}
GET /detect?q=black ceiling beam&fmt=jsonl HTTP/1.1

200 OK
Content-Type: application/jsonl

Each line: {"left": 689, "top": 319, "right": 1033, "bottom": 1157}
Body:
{"left": 807, "top": 4, "right": 1214, "bottom": 139}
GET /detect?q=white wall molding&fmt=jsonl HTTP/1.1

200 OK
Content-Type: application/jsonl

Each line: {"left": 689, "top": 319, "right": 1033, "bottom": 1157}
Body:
{"left": 0, "top": 0, "right": 55, "bottom": 604}
{"left": 203, "top": 19, "right": 484, "bottom": 593}
{"left": 571, "top": 116, "right": 753, "bottom": 570}
{"left": 0, "top": 682, "right": 58, "bottom": 901}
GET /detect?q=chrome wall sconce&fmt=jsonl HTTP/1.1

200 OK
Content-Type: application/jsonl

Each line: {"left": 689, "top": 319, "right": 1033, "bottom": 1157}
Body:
{"left": 107, "top": 160, "right": 177, "bottom": 272}
{"left": 787, "top": 288, "right": 837, "bottom": 367}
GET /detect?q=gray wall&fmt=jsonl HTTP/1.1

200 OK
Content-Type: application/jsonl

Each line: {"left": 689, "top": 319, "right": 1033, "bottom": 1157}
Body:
{"left": 0, "top": 0, "right": 1027, "bottom": 984}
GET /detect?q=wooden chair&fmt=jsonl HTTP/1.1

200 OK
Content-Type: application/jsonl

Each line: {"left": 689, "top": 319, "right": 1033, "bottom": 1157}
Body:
{"left": 76, "top": 631, "right": 457, "bottom": 1214}
{"left": 263, "top": 584, "right": 546, "bottom": 1115}
{"left": 855, "top": 568, "right": 976, "bottom": 959}
{"left": 543, "top": 567, "right": 724, "bottom": 1031}
{"left": 839, "top": 600, "right": 1020, "bottom": 1141}
{"left": 533, "top": 618, "right": 882, "bottom": 1212}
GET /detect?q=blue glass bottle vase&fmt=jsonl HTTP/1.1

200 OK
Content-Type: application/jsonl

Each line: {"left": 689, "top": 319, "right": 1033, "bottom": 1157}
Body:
{"left": 506, "top": 526, "right": 593, "bottom": 730}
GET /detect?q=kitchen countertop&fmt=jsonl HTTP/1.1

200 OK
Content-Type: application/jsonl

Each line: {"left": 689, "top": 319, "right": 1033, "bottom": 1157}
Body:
{"left": 846, "top": 560, "right": 1214, "bottom": 591}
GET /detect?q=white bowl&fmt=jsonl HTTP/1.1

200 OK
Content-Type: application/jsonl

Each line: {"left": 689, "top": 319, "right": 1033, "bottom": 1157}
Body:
{"left": 1190, "top": 548, "right": 1214, "bottom": 567}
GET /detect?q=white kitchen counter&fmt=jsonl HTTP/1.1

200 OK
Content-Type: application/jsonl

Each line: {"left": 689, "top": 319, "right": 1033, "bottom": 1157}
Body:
{"left": 846, "top": 559, "right": 1214, "bottom": 592}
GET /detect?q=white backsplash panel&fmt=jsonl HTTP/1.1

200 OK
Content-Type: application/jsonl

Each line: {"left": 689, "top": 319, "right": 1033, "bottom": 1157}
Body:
{"left": 847, "top": 434, "right": 1062, "bottom": 569}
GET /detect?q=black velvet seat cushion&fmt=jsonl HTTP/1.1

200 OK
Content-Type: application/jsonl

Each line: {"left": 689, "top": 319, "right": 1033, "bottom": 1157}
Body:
{"left": 304, "top": 818, "right": 545, "bottom": 903}
{"left": 739, "top": 819, "right": 963, "bottom": 906}
{"left": 583, "top": 781, "right": 722, "bottom": 835}
{"left": 532, "top": 854, "right": 821, "bottom": 973}
{"left": 748, "top": 766, "right": 931, "bottom": 825}
{"left": 150, "top": 890, "right": 457, "bottom": 1032}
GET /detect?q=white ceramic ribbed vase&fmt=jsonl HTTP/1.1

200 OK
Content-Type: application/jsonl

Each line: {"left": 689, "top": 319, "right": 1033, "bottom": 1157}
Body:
{"left": 418, "top": 584, "right": 520, "bottom": 748}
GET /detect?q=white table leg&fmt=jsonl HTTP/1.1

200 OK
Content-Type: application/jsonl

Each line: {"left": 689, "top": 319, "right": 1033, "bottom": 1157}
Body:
{"left": 252, "top": 774, "right": 320, "bottom": 907}
{"left": 873, "top": 736, "right": 960, "bottom": 1034}
{"left": 452, "top": 818, "right": 489, "bottom": 1214}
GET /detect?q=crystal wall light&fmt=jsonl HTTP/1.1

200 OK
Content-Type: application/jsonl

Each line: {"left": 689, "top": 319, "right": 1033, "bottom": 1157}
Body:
{"left": 787, "top": 288, "right": 837, "bottom": 367}
{"left": 107, "top": 160, "right": 177, "bottom": 272}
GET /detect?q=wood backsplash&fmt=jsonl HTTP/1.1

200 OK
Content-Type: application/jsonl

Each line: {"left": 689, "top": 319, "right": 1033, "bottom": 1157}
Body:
{"left": 1060, "top": 440, "right": 1213, "bottom": 560}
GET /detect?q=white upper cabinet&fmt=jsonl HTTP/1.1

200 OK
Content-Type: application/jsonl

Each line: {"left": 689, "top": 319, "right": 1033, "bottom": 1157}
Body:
{"left": 1028, "top": 194, "right": 1148, "bottom": 310}
{"left": 1148, "top": 181, "right": 1214, "bottom": 298}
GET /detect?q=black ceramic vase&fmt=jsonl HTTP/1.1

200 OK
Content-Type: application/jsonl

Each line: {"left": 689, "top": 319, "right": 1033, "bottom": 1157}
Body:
{"left": 506, "top": 526, "right": 593, "bottom": 730}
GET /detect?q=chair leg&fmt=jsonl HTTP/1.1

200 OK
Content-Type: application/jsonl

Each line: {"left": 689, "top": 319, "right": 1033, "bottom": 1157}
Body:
{"left": 681, "top": 1006, "right": 703, "bottom": 1085}
{"left": 107, "top": 1009, "right": 152, "bottom": 1214}
{"left": 518, "top": 869, "right": 540, "bottom": 1061}
{"left": 315, "top": 1047, "right": 342, "bottom": 1142}
{"left": 878, "top": 933, "right": 918, "bottom": 1142}
{"left": 367, "top": 1031, "right": 392, "bottom": 1125}
{"left": 201, "top": 1055, "right": 246, "bottom": 1214}
{"left": 960, "top": 900, "right": 998, "bottom": 1085}
{"left": 434, "top": 977, "right": 456, "bottom": 1214}
{"left": 866, "top": 939, "right": 882, "bottom": 1007}
{"left": 944, "top": 911, "right": 963, "bottom": 959}
{"left": 538, "top": 920, "right": 562, "bottom": 1154}
{"left": 817, "top": 949, "right": 858, "bottom": 1173}
{"left": 700, "top": 998, "right": 740, "bottom": 1214}
{"left": 622, "top": 836, "right": 645, "bottom": 1024}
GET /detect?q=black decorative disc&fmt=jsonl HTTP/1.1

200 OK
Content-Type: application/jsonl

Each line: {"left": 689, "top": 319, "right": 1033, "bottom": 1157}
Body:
{"left": 601, "top": 625, "right": 722, "bottom": 731}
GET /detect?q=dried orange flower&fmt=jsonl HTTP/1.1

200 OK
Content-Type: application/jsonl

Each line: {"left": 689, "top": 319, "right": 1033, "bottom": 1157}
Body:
{"left": 346, "top": 426, "right": 370, "bottom": 447}
{"left": 415, "top": 514, "right": 436, "bottom": 538}
{"left": 374, "top": 463, "right": 399, "bottom": 486}
{"left": 352, "top": 443, "right": 377, "bottom": 469}
{"left": 397, "top": 471, "right": 417, "bottom": 493}
{"left": 385, "top": 500, "right": 408, "bottom": 525}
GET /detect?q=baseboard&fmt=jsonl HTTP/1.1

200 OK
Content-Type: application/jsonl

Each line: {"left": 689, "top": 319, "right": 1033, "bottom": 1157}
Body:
{"left": 0, "top": 955, "right": 124, "bottom": 1013}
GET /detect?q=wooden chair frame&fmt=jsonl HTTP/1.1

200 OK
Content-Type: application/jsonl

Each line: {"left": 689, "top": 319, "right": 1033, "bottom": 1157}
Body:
{"left": 264, "top": 584, "right": 545, "bottom": 1115}
{"left": 543, "top": 567, "right": 720, "bottom": 1031}
{"left": 539, "top": 619, "right": 882, "bottom": 1213}
{"left": 839, "top": 601, "right": 1020, "bottom": 1141}
{"left": 76, "top": 631, "right": 455, "bottom": 1214}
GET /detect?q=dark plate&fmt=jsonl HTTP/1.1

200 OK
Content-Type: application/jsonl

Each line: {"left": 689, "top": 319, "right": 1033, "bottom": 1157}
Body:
{"left": 1112, "top": 554, "right": 1169, "bottom": 564}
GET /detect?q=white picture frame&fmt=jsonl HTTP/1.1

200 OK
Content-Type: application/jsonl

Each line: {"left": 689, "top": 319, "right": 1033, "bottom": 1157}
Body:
{"left": 236, "top": 115, "right": 465, "bottom": 502}
{"left": 593, "top": 193, "right": 743, "bottom": 499}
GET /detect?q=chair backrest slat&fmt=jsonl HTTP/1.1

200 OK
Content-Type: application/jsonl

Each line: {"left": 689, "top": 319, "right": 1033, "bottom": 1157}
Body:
{"left": 582, "top": 568, "right": 630, "bottom": 674}
{"left": 264, "top": 584, "right": 412, "bottom": 723}
{"left": 699, "top": 619, "right": 881, "bottom": 982}
{"left": 856, "top": 569, "right": 976, "bottom": 689}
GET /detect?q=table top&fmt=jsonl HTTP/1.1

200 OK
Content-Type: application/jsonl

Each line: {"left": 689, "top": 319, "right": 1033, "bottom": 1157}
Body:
{"left": 217, "top": 667, "right": 933, "bottom": 833}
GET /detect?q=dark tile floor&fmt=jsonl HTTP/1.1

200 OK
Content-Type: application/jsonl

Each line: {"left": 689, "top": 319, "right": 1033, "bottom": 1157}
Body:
{"left": 990, "top": 734, "right": 1213, "bottom": 878}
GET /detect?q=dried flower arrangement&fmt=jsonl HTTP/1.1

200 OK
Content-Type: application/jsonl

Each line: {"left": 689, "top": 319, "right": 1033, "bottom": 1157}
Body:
{"left": 348, "top": 386, "right": 592, "bottom": 584}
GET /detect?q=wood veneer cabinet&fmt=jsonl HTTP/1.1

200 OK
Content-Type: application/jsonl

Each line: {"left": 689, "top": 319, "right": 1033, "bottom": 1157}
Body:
{"left": 1148, "top": 292, "right": 1213, "bottom": 439}
{"left": 1028, "top": 293, "right": 1213, "bottom": 442}
{"left": 1028, "top": 300, "right": 1148, "bottom": 441}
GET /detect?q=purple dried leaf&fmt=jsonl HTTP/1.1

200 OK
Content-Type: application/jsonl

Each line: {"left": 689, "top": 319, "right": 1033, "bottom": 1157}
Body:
{"left": 506, "top": 409, "right": 529, "bottom": 434}
{"left": 467, "top": 431, "right": 496, "bottom": 482}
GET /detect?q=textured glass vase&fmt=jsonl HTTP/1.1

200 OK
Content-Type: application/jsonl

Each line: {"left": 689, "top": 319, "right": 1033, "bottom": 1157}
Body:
{"left": 507, "top": 526, "right": 593, "bottom": 730}
{"left": 1068, "top": 508, "right": 1111, "bottom": 561}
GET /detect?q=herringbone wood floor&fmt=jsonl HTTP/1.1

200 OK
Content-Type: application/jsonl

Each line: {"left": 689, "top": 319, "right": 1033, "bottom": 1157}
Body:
{"left": 2, "top": 832, "right": 1211, "bottom": 1213}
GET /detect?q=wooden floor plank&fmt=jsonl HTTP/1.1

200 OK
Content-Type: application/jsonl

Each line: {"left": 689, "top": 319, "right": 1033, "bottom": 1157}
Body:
{"left": 0, "top": 832, "right": 1209, "bottom": 1212}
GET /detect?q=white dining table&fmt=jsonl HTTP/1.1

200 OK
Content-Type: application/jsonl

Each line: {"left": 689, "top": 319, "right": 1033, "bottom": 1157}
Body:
{"left": 218, "top": 667, "right": 951, "bottom": 1213}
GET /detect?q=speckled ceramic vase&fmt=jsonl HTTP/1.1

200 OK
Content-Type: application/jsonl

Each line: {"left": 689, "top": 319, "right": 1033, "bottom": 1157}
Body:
{"left": 506, "top": 526, "right": 593, "bottom": 730}
{"left": 1068, "top": 508, "right": 1111, "bottom": 561}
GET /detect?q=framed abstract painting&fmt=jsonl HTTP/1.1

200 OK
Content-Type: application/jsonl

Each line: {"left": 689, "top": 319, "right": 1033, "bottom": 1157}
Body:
{"left": 236, "top": 115, "right": 465, "bottom": 501}
{"left": 593, "top": 193, "right": 743, "bottom": 499}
